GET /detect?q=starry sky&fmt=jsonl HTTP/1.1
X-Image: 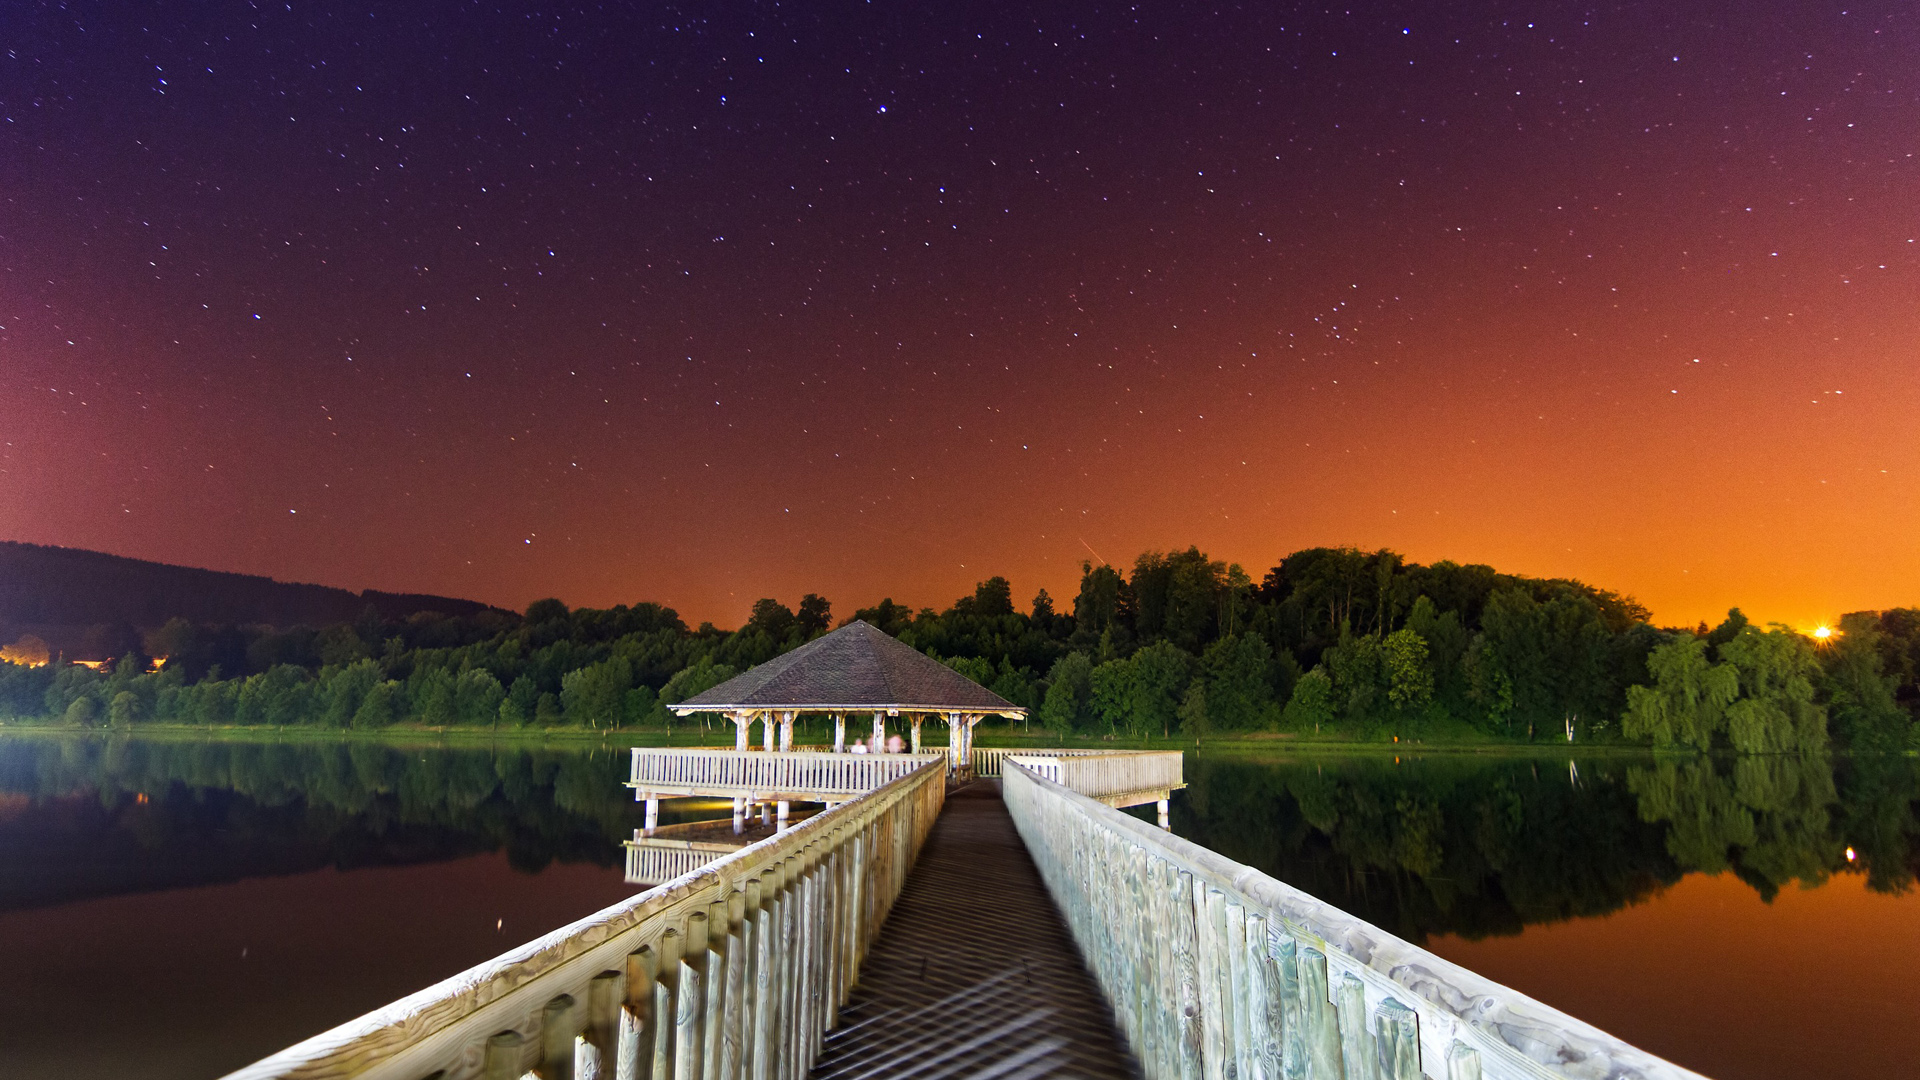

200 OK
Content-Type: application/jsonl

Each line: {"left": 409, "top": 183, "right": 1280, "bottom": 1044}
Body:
{"left": 2, "top": 1, "right": 1915, "bottom": 630}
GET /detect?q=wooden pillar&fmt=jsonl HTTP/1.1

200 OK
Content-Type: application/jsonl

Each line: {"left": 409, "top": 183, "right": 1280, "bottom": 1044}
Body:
{"left": 733, "top": 797, "right": 747, "bottom": 834}
{"left": 733, "top": 711, "right": 751, "bottom": 752}
{"left": 762, "top": 712, "right": 776, "bottom": 753}
{"left": 871, "top": 711, "right": 885, "bottom": 750}
{"left": 946, "top": 712, "right": 962, "bottom": 770}
{"left": 833, "top": 713, "right": 845, "bottom": 753}
{"left": 909, "top": 715, "right": 923, "bottom": 755}
{"left": 644, "top": 796, "right": 659, "bottom": 836}
{"left": 779, "top": 710, "right": 794, "bottom": 752}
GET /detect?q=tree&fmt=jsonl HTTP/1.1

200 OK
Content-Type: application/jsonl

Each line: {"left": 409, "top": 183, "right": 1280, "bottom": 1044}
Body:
{"left": 64, "top": 696, "right": 98, "bottom": 726}
{"left": 454, "top": 669, "right": 506, "bottom": 726}
{"left": 562, "top": 658, "right": 630, "bottom": 727}
{"left": 525, "top": 598, "right": 570, "bottom": 624}
{"left": 1071, "top": 562, "right": 1124, "bottom": 646}
{"left": 315, "top": 624, "right": 371, "bottom": 666}
{"left": 1283, "top": 668, "right": 1336, "bottom": 731}
{"left": 797, "top": 594, "right": 833, "bottom": 637}
{"left": 1039, "top": 652, "right": 1093, "bottom": 737}
{"left": 1031, "top": 589, "right": 1056, "bottom": 622}
{"left": 1383, "top": 628, "right": 1433, "bottom": 713}
{"left": 353, "top": 681, "right": 397, "bottom": 728}
{"left": 499, "top": 676, "right": 538, "bottom": 727}
{"left": 661, "top": 657, "right": 739, "bottom": 706}
{"left": 1719, "top": 625, "right": 1826, "bottom": 753}
{"left": 413, "top": 667, "right": 457, "bottom": 726}
{"left": 1824, "top": 617, "right": 1911, "bottom": 751}
{"left": 1178, "top": 683, "right": 1211, "bottom": 743}
{"left": 109, "top": 690, "right": 140, "bottom": 726}
{"left": 1089, "top": 659, "right": 1130, "bottom": 737}
{"left": 965, "top": 577, "right": 1015, "bottom": 617}
{"left": 322, "top": 660, "right": 383, "bottom": 728}
{"left": 1126, "top": 641, "right": 1193, "bottom": 739}
{"left": 1323, "top": 631, "right": 1385, "bottom": 726}
{"left": 1623, "top": 636, "right": 1737, "bottom": 749}
{"left": 1197, "top": 634, "right": 1274, "bottom": 731}
{"left": 745, "top": 599, "right": 798, "bottom": 642}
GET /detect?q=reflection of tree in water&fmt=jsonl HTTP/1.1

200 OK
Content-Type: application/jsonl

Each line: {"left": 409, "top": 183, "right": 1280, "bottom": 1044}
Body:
{"left": 1172, "top": 752, "right": 1920, "bottom": 944}
{"left": 0, "top": 735, "right": 644, "bottom": 910}
{"left": 1626, "top": 756, "right": 1839, "bottom": 900}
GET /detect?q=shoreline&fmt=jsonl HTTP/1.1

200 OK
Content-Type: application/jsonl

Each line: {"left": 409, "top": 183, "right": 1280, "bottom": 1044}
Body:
{"left": 0, "top": 720, "right": 1903, "bottom": 758}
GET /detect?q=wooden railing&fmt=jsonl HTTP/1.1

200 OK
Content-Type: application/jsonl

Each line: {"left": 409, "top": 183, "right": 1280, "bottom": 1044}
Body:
{"left": 629, "top": 748, "right": 939, "bottom": 800}
{"left": 1001, "top": 762, "right": 1705, "bottom": 1080}
{"left": 222, "top": 759, "right": 947, "bottom": 1080}
{"left": 625, "top": 838, "right": 747, "bottom": 888}
{"left": 969, "top": 746, "right": 1117, "bottom": 778}
{"left": 1004, "top": 750, "right": 1184, "bottom": 802}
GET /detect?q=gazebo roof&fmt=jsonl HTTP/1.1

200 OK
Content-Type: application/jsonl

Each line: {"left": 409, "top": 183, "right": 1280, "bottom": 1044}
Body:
{"left": 673, "top": 620, "right": 1024, "bottom": 716}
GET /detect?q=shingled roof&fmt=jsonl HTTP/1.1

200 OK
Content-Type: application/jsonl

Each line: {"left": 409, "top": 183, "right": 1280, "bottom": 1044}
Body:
{"left": 674, "top": 620, "right": 1024, "bottom": 716}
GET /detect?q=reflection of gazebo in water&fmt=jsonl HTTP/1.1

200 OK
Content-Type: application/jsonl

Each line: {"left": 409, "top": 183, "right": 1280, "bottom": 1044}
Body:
{"left": 671, "top": 619, "right": 1025, "bottom": 764}
{"left": 625, "top": 621, "right": 1025, "bottom": 883}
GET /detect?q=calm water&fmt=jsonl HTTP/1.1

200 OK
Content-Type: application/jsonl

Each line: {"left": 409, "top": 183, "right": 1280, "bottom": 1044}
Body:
{"left": 1, "top": 736, "right": 1916, "bottom": 1079}
{"left": 1165, "top": 751, "right": 1920, "bottom": 1080}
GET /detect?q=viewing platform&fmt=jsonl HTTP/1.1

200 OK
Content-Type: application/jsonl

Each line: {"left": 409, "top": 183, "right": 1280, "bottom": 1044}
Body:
{"left": 223, "top": 622, "right": 1704, "bottom": 1080}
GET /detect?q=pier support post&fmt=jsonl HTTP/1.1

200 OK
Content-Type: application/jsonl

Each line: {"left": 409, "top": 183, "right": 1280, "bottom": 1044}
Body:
{"left": 733, "top": 797, "right": 746, "bottom": 834}
{"left": 759, "top": 803, "right": 769, "bottom": 825}
{"left": 833, "top": 713, "right": 845, "bottom": 753}
{"left": 776, "top": 801, "right": 790, "bottom": 832}
{"left": 644, "top": 797, "right": 659, "bottom": 836}
{"left": 1158, "top": 799, "right": 1171, "bottom": 830}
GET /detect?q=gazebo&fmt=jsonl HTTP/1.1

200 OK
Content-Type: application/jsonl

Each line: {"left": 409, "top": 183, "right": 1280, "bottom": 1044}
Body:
{"left": 671, "top": 619, "right": 1025, "bottom": 769}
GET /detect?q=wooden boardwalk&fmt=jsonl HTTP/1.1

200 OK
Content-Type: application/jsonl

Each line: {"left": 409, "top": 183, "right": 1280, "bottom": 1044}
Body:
{"left": 810, "top": 781, "right": 1139, "bottom": 1080}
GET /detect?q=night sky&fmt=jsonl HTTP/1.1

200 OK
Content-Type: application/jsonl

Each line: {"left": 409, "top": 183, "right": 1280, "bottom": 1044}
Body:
{"left": 3, "top": 1, "right": 1915, "bottom": 629}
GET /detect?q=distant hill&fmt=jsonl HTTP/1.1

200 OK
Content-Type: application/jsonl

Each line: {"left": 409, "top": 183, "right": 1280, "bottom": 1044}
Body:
{"left": 0, "top": 542, "right": 507, "bottom": 654}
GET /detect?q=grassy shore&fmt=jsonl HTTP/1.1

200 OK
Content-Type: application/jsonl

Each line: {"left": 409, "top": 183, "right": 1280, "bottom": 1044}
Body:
{"left": 0, "top": 716, "right": 1675, "bottom": 756}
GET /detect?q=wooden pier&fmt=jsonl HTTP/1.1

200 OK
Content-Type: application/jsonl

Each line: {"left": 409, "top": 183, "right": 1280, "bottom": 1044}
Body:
{"left": 223, "top": 624, "right": 1706, "bottom": 1080}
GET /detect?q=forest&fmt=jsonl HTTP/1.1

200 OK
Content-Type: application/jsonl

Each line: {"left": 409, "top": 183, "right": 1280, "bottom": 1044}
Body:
{"left": 1, "top": 546, "right": 1915, "bottom": 753}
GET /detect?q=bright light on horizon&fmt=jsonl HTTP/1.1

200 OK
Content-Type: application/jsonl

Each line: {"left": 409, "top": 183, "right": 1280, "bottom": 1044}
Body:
{"left": 1813, "top": 625, "right": 1833, "bottom": 640}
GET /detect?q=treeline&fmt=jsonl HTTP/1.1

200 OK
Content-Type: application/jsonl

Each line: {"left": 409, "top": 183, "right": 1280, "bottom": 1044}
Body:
{"left": 1, "top": 546, "right": 1916, "bottom": 752}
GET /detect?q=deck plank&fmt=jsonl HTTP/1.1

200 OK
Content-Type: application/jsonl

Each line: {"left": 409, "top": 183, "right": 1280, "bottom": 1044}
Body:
{"left": 811, "top": 781, "right": 1139, "bottom": 1080}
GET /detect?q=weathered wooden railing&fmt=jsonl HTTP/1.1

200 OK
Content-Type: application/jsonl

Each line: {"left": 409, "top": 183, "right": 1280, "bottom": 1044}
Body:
{"left": 628, "top": 747, "right": 939, "bottom": 801}
{"left": 1002, "top": 761, "right": 1705, "bottom": 1080}
{"left": 1005, "top": 750, "right": 1185, "bottom": 805}
{"left": 969, "top": 746, "right": 1118, "bottom": 778}
{"left": 223, "top": 759, "right": 947, "bottom": 1080}
{"left": 624, "top": 837, "right": 753, "bottom": 888}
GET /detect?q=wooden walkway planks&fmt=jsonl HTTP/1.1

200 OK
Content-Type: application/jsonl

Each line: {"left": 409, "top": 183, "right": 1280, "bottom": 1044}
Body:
{"left": 810, "top": 781, "right": 1139, "bottom": 1080}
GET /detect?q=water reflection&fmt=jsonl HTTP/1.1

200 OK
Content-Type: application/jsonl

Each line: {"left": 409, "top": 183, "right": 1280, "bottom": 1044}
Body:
{"left": 1168, "top": 751, "right": 1920, "bottom": 943}
{"left": 0, "top": 733, "right": 649, "bottom": 912}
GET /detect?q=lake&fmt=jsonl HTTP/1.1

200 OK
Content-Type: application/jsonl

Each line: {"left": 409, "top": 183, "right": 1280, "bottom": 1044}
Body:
{"left": 0, "top": 735, "right": 1914, "bottom": 1079}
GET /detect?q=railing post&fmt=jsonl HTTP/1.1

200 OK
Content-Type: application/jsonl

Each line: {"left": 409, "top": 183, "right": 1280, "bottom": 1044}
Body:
{"left": 1297, "top": 947, "right": 1341, "bottom": 1080}
{"left": 652, "top": 929, "right": 683, "bottom": 1080}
